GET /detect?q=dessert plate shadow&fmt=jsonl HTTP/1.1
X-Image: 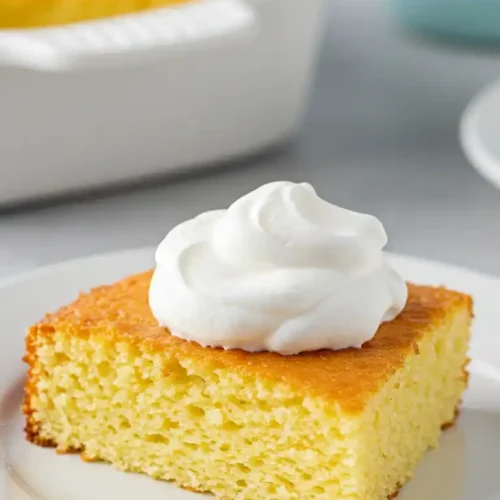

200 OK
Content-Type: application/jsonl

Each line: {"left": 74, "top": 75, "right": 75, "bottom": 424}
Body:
{"left": 0, "top": 247, "right": 499, "bottom": 500}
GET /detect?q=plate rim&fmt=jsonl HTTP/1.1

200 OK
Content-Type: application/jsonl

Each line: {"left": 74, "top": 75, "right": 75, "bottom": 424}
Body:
{"left": 460, "top": 77, "right": 500, "bottom": 191}
{"left": 1, "top": 246, "right": 499, "bottom": 291}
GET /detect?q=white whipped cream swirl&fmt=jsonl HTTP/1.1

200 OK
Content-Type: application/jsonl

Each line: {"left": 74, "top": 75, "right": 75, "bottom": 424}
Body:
{"left": 149, "top": 182, "right": 407, "bottom": 355}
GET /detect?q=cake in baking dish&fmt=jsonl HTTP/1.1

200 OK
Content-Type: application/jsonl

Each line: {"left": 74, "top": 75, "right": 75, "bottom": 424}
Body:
{"left": 0, "top": 0, "right": 192, "bottom": 29}
{"left": 23, "top": 272, "right": 472, "bottom": 499}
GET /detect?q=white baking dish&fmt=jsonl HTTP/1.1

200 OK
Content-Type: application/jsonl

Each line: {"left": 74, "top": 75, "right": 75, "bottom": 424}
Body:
{"left": 0, "top": 0, "right": 324, "bottom": 205}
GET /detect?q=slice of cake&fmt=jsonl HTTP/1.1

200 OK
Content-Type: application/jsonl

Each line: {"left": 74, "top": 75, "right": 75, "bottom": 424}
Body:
{"left": 0, "top": 0, "right": 191, "bottom": 28}
{"left": 24, "top": 182, "right": 472, "bottom": 499}
{"left": 24, "top": 274, "right": 471, "bottom": 499}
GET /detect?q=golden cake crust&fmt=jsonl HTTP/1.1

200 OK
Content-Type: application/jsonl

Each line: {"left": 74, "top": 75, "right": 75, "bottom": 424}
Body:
{"left": 24, "top": 270, "right": 472, "bottom": 415}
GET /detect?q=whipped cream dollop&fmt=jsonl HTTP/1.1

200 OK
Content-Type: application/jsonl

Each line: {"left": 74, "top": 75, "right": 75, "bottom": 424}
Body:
{"left": 149, "top": 181, "right": 407, "bottom": 355}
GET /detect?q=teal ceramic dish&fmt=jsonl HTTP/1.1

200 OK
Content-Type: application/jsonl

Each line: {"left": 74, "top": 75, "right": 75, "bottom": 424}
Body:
{"left": 393, "top": 0, "right": 500, "bottom": 44}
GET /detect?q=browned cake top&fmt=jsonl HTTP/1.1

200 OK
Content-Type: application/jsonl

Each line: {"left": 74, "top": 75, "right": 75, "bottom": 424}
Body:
{"left": 34, "top": 271, "right": 472, "bottom": 412}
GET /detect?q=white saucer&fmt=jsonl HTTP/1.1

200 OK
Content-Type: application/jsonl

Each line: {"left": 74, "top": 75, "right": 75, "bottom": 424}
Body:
{"left": 461, "top": 78, "right": 500, "bottom": 191}
{"left": 1, "top": 247, "right": 499, "bottom": 500}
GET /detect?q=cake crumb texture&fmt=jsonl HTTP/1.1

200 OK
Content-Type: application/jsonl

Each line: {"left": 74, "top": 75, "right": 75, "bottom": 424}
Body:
{"left": 24, "top": 272, "right": 472, "bottom": 499}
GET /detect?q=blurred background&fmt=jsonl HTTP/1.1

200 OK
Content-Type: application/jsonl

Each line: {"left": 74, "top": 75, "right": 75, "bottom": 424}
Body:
{"left": 1, "top": 0, "right": 500, "bottom": 278}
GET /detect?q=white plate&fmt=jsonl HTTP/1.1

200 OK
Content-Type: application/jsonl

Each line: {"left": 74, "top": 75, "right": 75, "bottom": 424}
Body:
{"left": 461, "top": 78, "right": 500, "bottom": 191}
{"left": 0, "top": 247, "right": 499, "bottom": 500}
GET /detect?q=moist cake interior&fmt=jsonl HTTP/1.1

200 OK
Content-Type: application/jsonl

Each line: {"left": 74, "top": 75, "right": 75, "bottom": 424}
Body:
{"left": 24, "top": 273, "right": 472, "bottom": 499}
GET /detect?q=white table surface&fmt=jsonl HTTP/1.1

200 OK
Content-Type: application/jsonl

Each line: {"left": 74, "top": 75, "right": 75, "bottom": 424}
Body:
{"left": 2, "top": 0, "right": 500, "bottom": 280}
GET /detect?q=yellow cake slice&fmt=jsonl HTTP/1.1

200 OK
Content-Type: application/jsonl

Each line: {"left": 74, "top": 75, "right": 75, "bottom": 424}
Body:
{"left": 0, "top": 0, "right": 191, "bottom": 29}
{"left": 23, "top": 271, "right": 472, "bottom": 499}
